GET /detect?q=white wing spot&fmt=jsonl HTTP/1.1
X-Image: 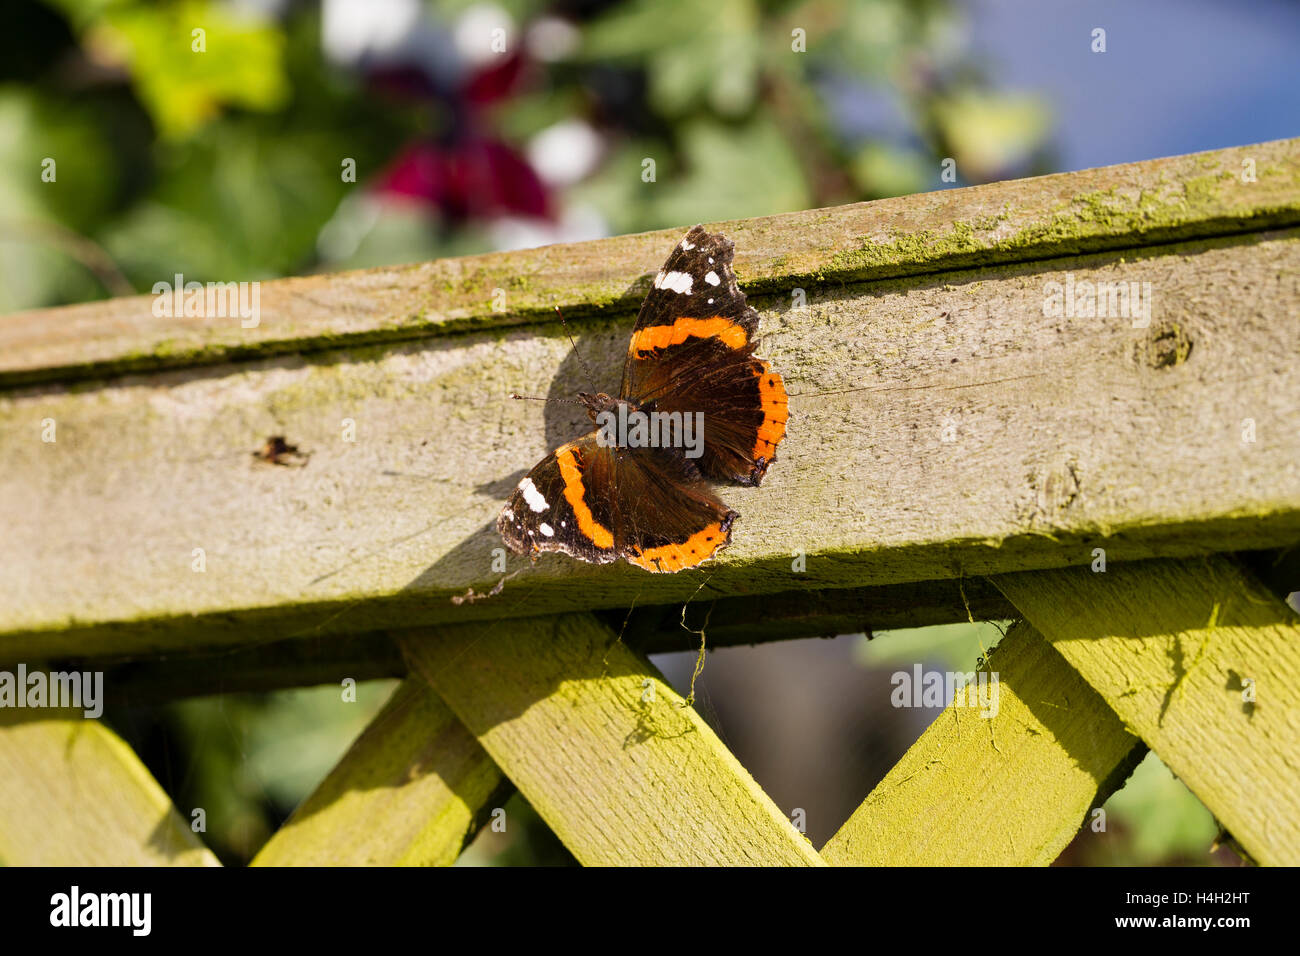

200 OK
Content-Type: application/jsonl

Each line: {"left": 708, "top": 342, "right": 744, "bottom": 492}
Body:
{"left": 708, "top": 256, "right": 714, "bottom": 264}
{"left": 680, "top": 239, "right": 695, "bottom": 250}
{"left": 519, "top": 477, "right": 549, "bottom": 513}
{"left": 654, "top": 270, "right": 693, "bottom": 294}
{"left": 707, "top": 298, "right": 714, "bottom": 304}
{"left": 704, "top": 271, "right": 721, "bottom": 286}
{"left": 540, "top": 522, "right": 554, "bottom": 537}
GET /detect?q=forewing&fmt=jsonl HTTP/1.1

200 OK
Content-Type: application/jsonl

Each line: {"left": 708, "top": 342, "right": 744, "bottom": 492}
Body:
{"left": 620, "top": 224, "right": 788, "bottom": 485}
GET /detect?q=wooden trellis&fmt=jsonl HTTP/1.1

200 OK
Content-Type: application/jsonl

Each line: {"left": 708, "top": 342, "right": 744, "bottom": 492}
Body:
{"left": 1, "top": 137, "right": 1298, "bottom": 865}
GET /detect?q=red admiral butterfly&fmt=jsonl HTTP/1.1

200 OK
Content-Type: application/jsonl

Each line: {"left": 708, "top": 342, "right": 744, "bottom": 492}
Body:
{"left": 498, "top": 225, "right": 788, "bottom": 573}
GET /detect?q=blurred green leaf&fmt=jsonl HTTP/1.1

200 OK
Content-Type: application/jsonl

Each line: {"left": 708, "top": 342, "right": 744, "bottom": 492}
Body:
{"left": 574, "top": 117, "right": 810, "bottom": 233}
{"left": 102, "top": 121, "right": 348, "bottom": 281}
{"left": 652, "top": 117, "right": 811, "bottom": 226}
{"left": 851, "top": 141, "right": 929, "bottom": 197}
{"left": 0, "top": 87, "right": 119, "bottom": 310}
{"left": 164, "top": 680, "right": 395, "bottom": 862}
{"left": 808, "top": 0, "right": 947, "bottom": 82}
{"left": 855, "top": 619, "right": 1008, "bottom": 671}
{"left": 1100, "top": 751, "right": 1221, "bottom": 863}
{"left": 86, "top": 0, "right": 289, "bottom": 139}
{"left": 583, "top": 0, "right": 762, "bottom": 117}
{"left": 930, "top": 90, "right": 1050, "bottom": 181}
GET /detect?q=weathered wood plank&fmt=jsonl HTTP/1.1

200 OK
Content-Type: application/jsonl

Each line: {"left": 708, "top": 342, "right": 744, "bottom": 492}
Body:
{"left": 0, "top": 712, "right": 220, "bottom": 865}
{"left": 3, "top": 224, "right": 1297, "bottom": 661}
{"left": 997, "top": 557, "right": 1300, "bottom": 866}
{"left": 821, "top": 622, "right": 1143, "bottom": 865}
{"left": 400, "top": 614, "right": 824, "bottom": 866}
{"left": 2, "top": 138, "right": 1294, "bottom": 388}
{"left": 252, "top": 678, "right": 508, "bottom": 866}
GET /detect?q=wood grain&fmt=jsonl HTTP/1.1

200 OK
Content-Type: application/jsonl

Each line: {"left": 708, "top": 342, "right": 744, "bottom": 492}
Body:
{"left": 253, "top": 678, "right": 508, "bottom": 866}
{"left": 998, "top": 557, "right": 1300, "bottom": 865}
{"left": 821, "top": 622, "right": 1143, "bottom": 865}
{"left": 0, "top": 712, "right": 220, "bottom": 865}
{"left": 401, "top": 614, "right": 824, "bottom": 866}
{"left": 2, "top": 138, "right": 1295, "bottom": 388}
{"left": 3, "top": 227, "right": 1297, "bottom": 661}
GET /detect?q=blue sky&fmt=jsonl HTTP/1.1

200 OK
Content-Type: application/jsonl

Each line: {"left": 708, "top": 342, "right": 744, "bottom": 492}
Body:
{"left": 966, "top": 0, "right": 1300, "bottom": 171}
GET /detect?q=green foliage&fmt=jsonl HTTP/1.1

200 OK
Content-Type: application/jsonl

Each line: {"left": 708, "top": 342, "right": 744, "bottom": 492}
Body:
{"left": 0, "top": 88, "right": 120, "bottom": 310}
{"left": 73, "top": 0, "right": 289, "bottom": 139}
{"left": 929, "top": 90, "right": 1050, "bottom": 181}
{"left": 102, "top": 121, "right": 350, "bottom": 280}
{"left": 1099, "top": 751, "right": 1220, "bottom": 863}
{"left": 583, "top": 0, "right": 763, "bottom": 117}
{"left": 851, "top": 142, "right": 929, "bottom": 198}
{"left": 4, "top": 0, "right": 1052, "bottom": 315}
{"left": 575, "top": 117, "right": 810, "bottom": 232}
{"left": 151, "top": 680, "right": 396, "bottom": 864}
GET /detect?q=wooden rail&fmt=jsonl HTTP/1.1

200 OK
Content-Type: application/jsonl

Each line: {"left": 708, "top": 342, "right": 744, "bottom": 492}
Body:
{"left": 1, "top": 137, "right": 1298, "bottom": 865}
{"left": 2, "top": 138, "right": 1298, "bottom": 666}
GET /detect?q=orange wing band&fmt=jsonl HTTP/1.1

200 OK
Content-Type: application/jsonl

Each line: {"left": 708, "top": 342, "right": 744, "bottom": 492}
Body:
{"left": 630, "top": 317, "right": 748, "bottom": 355}
{"left": 627, "top": 521, "right": 729, "bottom": 573}
{"left": 753, "top": 364, "right": 788, "bottom": 460}
{"left": 556, "top": 447, "right": 615, "bottom": 549}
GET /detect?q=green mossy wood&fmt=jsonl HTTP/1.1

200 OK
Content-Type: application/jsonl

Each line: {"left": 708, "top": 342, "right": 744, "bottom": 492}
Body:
{"left": 0, "top": 712, "right": 219, "bottom": 865}
{"left": 999, "top": 558, "right": 1300, "bottom": 866}
{"left": 252, "top": 678, "right": 508, "bottom": 866}
{"left": 822, "top": 622, "right": 1144, "bottom": 866}
{"left": 2, "top": 139, "right": 1299, "bottom": 662}
{"left": 402, "top": 615, "right": 824, "bottom": 866}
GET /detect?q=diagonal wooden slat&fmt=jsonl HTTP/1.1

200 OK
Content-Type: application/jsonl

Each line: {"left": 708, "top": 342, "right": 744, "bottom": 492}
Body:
{"left": 252, "top": 678, "right": 509, "bottom": 866}
{"left": 400, "top": 614, "right": 824, "bottom": 866}
{"left": 821, "top": 621, "right": 1143, "bottom": 865}
{"left": 997, "top": 557, "right": 1300, "bottom": 865}
{"left": 0, "top": 712, "right": 219, "bottom": 866}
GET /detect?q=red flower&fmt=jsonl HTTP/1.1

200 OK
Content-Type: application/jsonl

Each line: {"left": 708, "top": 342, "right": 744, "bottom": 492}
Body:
{"left": 376, "top": 135, "right": 551, "bottom": 221}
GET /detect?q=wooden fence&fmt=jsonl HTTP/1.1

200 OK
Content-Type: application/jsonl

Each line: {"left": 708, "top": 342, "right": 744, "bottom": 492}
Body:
{"left": 1, "top": 137, "right": 1298, "bottom": 865}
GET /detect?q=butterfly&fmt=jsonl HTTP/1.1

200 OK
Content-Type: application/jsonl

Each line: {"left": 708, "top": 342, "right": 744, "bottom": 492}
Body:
{"left": 498, "top": 225, "right": 788, "bottom": 573}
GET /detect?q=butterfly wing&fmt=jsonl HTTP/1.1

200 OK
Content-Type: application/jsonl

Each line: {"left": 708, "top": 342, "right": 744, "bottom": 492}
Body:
{"left": 620, "top": 224, "right": 788, "bottom": 486}
{"left": 498, "top": 433, "right": 736, "bottom": 573}
{"left": 614, "top": 443, "right": 738, "bottom": 573}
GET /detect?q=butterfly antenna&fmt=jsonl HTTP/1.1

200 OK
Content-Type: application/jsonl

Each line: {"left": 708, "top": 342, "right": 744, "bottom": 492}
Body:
{"left": 510, "top": 393, "right": 584, "bottom": 406}
{"left": 555, "top": 305, "right": 598, "bottom": 391}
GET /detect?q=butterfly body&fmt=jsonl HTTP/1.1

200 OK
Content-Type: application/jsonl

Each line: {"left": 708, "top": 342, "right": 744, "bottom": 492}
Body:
{"left": 498, "top": 225, "right": 788, "bottom": 573}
